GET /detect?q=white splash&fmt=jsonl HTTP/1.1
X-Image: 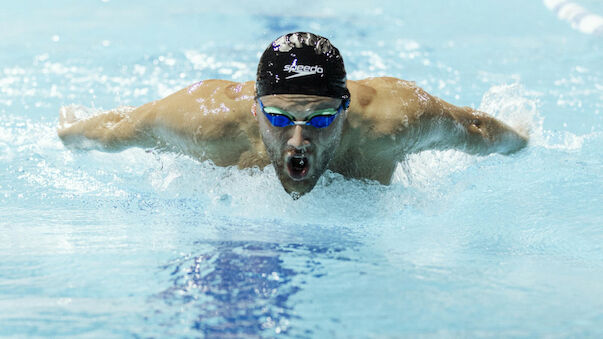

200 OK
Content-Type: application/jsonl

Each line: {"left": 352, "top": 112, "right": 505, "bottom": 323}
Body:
{"left": 478, "top": 83, "right": 586, "bottom": 151}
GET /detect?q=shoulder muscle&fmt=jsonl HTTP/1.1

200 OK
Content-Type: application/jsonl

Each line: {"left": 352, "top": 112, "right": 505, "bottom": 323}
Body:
{"left": 346, "top": 77, "right": 436, "bottom": 138}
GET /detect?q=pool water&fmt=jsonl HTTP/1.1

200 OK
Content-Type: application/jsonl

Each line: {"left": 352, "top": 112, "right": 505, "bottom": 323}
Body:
{"left": 1, "top": 0, "right": 602, "bottom": 337}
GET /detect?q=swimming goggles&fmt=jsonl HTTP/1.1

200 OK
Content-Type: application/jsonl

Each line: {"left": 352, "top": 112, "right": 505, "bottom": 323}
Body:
{"left": 258, "top": 98, "right": 348, "bottom": 128}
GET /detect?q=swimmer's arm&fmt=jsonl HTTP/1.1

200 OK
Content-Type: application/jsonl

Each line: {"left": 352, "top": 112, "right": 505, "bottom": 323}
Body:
{"left": 405, "top": 92, "right": 528, "bottom": 155}
{"left": 58, "top": 80, "right": 262, "bottom": 166}
{"left": 57, "top": 82, "right": 223, "bottom": 152}
{"left": 57, "top": 105, "right": 155, "bottom": 152}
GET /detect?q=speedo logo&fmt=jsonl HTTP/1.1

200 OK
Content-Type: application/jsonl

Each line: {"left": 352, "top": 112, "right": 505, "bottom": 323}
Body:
{"left": 283, "top": 64, "right": 324, "bottom": 79}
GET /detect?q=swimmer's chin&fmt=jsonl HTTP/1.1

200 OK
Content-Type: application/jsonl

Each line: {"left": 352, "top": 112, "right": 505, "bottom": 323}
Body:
{"left": 275, "top": 153, "right": 321, "bottom": 198}
{"left": 282, "top": 179, "right": 319, "bottom": 199}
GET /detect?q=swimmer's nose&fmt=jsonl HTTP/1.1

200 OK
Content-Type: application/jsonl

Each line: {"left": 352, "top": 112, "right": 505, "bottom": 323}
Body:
{"left": 287, "top": 125, "right": 310, "bottom": 150}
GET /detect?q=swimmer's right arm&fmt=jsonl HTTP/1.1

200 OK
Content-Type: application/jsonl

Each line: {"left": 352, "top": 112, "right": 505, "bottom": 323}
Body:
{"left": 57, "top": 105, "right": 152, "bottom": 152}
{"left": 57, "top": 83, "right": 214, "bottom": 152}
{"left": 58, "top": 80, "right": 261, "bottom": 164}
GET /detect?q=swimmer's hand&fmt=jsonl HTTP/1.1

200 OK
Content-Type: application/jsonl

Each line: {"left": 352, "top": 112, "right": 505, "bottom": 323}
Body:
{"left": 57, "top": 105, "right": 86, "bottom": 147}
{"left": 58, "top": 105, "right": 79, "bottom": 129}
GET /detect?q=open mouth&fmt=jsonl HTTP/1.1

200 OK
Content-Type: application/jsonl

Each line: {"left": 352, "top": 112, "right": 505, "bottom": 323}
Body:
{"left": 286, "top": 155, "right": 310, "bottom": 180}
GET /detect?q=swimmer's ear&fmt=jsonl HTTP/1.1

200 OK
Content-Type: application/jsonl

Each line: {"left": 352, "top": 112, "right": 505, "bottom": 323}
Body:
{"left": 341, "top": 99, "right": 350, "bottom": 118}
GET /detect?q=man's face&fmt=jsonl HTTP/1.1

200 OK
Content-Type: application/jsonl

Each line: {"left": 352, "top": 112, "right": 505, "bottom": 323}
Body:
{"left": 256, "top": 94, "right": 346, "bottom": 197}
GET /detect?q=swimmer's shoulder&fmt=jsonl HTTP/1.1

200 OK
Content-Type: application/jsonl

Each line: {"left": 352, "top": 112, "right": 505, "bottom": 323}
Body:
{"left": 348, "top": 76, "right": 423, "bottom": 98}
{"left": 174, "top": 79, "right": 255, "bottom": 120}
{"left": 183, "top": 79, "right": 255, "bottom": 104}
{"left": 145, "top": 79, "right": 257, "bottom": 142}
{"left": 345, "top": 77, "right": 432, "bottom": 137}
{"left": 348, "top": 77, "right": 423, "bottom": 107}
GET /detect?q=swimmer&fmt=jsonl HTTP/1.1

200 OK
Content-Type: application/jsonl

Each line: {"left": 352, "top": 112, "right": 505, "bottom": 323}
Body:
{"left": 58, "top": 32, "right": 528, "bottom": 197}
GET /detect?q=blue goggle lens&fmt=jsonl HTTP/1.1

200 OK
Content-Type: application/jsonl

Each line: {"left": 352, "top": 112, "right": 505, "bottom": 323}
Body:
{"left": 267, "top": 114, "right": 293, "bottom": 127}
{"left": 308, "top": 114, "right": 336, "bottom": 128}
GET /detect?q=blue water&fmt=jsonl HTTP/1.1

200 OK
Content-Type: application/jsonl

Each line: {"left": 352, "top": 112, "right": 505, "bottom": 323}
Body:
{"left": 1, "top": 0, "right": 602, "bottom": 337}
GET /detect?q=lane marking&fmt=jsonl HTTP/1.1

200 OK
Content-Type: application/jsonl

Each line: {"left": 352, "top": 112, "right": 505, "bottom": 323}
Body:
{"left": 543, "top": 0, "right": 603, "bottom": 35}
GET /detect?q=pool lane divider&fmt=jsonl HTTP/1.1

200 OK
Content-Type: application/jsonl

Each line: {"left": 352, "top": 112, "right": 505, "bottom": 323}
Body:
{"left": 543, "top": 0, "right": 603, "bottom": 35}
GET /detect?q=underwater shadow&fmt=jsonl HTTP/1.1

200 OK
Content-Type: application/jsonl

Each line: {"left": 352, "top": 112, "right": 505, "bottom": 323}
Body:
{"left": 151, "top": 240, "right": 350, "bottom": 337}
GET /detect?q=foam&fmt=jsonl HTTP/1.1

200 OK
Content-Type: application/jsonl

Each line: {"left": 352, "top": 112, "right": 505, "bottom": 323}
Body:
{"left": 0, "top": 114, "right": 135, "bottom": 198}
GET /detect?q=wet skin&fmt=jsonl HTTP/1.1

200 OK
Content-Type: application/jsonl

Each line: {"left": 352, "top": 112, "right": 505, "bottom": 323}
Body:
{"left": 57, "top": 77, "right": 529, "bottom": 196}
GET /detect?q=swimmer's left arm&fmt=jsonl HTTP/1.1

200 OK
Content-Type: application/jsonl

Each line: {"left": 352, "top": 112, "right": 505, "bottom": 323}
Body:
{"left": 420, "top": 97, "right": 528, "bottom": 155}
{"left": 376, "top": 79, "right": 528, "bottom": 155}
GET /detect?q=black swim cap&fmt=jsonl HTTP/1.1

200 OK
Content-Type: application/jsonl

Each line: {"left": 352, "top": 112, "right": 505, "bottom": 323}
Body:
{"left": 256, "top": 32, "right": 350, "bottom": 101}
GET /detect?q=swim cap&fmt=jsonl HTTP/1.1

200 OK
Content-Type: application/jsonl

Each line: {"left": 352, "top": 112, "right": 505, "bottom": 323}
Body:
{"left": 256, "top": 32, "right": 350, "bottom": 101}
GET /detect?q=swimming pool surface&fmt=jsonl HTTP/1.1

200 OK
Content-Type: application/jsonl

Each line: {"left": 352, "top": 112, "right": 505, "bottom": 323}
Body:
{"left": 1, "top": 0, "right": 602, "bottom": 337}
